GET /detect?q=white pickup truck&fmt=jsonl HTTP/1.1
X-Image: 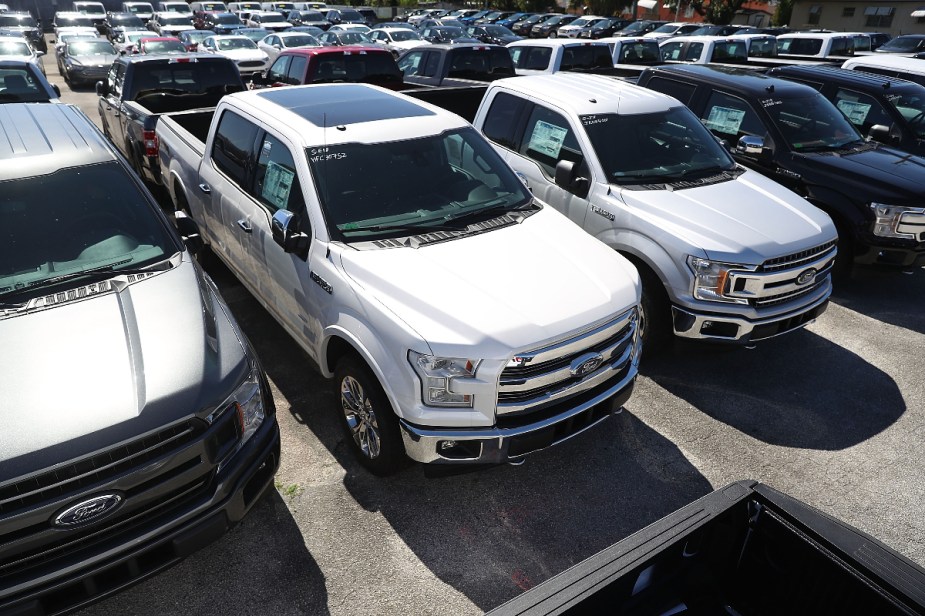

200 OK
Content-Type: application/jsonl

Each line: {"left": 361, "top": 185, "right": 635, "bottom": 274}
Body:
{"left": 156, "top": 83, "right": 642, "bottom": 475}
{"left": 466, "top": 73, "right": 838, "bottom": 349}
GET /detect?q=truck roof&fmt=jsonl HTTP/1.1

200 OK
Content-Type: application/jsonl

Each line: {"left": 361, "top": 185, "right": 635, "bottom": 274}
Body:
{"left": 507, "top": 38, "right": 608, "bottom": 49}
{"left": 641, "top": 64, "right": 816, "bottom": 99}
{"left": 490, "top": 73, "right": 678, "bottom": 115}
{"left": 280, "top": 44, "right": 390, "bottom": 57}
{"left": 0, "top": 103, "right": 114, "bottom": 181}
{"left": 227, "top": 83, "right": 469, "bottom": 145}
{"left": 116, "top": 52, "right": 232, "bottom": 64}
{"left": 769, "top": 63, "right": 922, "bottom": 91}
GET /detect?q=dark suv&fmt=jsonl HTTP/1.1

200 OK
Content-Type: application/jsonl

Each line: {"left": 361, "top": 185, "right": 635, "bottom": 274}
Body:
{"left": 0, "top": 102, "right": 280, "bottom": 614}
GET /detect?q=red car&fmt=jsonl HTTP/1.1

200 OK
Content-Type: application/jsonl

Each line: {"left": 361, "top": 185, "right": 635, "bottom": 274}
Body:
{"left": 137, "top": 36, "right": 187, "bottom": 54}
{"left": 260, "top": 45, "right": 404, "bottom": 89}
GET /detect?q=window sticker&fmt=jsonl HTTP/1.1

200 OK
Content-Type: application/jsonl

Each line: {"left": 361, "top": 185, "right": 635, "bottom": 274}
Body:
{"left": 704, "top": 106, "right": 746, "bottom": 134}
{"left": 528, "top": 120, "right": 568, "bottom": 158}
{"left": 837, "top": 99, "right": 871, "bottom": 125}
{"left": 262, "top": 161, "right": 294, "bottom": 210}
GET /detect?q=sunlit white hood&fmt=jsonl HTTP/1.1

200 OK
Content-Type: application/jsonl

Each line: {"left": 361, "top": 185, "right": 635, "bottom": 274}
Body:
{"left": 339, "top": 207, "right": 640, "bottom": 360}
{"left": 617, "top": 168, "right": 836, "bottom": 263}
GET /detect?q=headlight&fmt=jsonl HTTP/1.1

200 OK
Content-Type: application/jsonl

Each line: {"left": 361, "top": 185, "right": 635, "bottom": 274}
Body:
{"left": 870, "top": 202, "right": 925, "bottom": 240}
{"left": 687, "top": 256, "right": 752, "bottom": 304}
{"left": 224, "top": 367, "right": 266, "bottom": 446}
{"left": 408, "top": 351, "right": 479, "bottom": 408}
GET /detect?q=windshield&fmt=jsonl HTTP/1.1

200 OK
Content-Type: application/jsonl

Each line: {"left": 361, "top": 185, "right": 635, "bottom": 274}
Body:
{"left": 619, "top": 21, "right": 649, "bottom": 35}
{"left": 340, "top": 9, "right": 362, "bottom": 20}
{"left": 880, "top": 36, "right": 925, "bottom": 52}
{"left": 0, "top": 162, "right": 177, "bottom": 298}
{"left": 391, "top": 30, "right": 420, "bottom": 41}
{"left": 56, "top": 16, "right": 98, "bottom": 28}
{"left": 583, "top": 107, "right": 736, "bottom": 183}
{"left": 0, "top": 15, "right": 37, "bottom": 27}
{"left": 239, "top": 28, "right": 269, "bottom": 41}
{"left": 74, "top": 3, "right": 106, "bottom": 14}
{"left": 887, "top": 91, "right": 925, "bottom": 138}
{"left": 0, "top": 41, "right": 31, "bottom": 56}
{"left": 125, "top": 32, "right": 150, "bottom": 42}
{"left": 143, "top": 39, "right": 185, "bottom": 52}
{"left": 437, "top": 27, "right": 465, "bottom": 38}
{"left": 161, "top": 15, "right": 192, "bottom": 24}
{"left": 336, "top": 31, "right": 370, "bottom": 44}
{"left": 652, "top": 23, "right": 680, "bottom": 33}
{"left": 767, "top": 94, "right": 863, "bottom": 151}
{"left": 309, "top": 128, "right": 533, "bottom": 241}
{"left": 214, "top": 14, "right": 241, "bottom": 23}
{"left": 218, "top": 37, "right": 256, "bottom": 49}
{"left": 69, "top": 40, "right": 116, "bottom": 54}
{"left": 126, "top": 3, "right": 153, "bottom": 13}
{"left": 281, "top": 34, "right": 319, "bottom": 46}
{"left": 484, "top": 25, "right": 512, "bottom": 36}
{"left": 0, "top": 67, "right": 51, "bottom": 102}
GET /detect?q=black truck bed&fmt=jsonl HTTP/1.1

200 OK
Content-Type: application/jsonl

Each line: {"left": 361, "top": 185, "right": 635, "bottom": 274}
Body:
{"left": 488, "top": 480, "right": 925, "bottom": 615}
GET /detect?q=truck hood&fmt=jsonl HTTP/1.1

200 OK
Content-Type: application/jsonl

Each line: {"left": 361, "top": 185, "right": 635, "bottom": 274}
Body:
{"left": 218, "top": 48, "right": 269, "bottom": 61}
{"left": 795, "top": 144, "right": 925, "bottom": 203}
{"left": 0, "top": 260, "right": 250, "bottom": 477}
{"left": 618, "top": 168, "right": 836, "bottom": 263}
{"left": 338, "top": 207, "right": 639, "bottom": 359}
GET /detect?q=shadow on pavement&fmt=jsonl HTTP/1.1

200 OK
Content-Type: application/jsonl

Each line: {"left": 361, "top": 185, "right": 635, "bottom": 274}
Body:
{"left": 830, "top": 265, "right": 925, "bottom": 335}
{"left": 641, "top": 328, "right": 905, "bottom": 450}
{"left": 77, "top": 491, "right": 328, "bottom": 616}
{"left": 204, "top": 259, "right": 714, "bottom": 613}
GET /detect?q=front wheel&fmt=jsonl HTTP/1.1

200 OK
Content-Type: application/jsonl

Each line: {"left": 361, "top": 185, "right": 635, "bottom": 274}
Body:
{"left": 638, "top": 266, "right": 673, "bottom": 357}
{"left": 334, "top": 356, "right": 407, "bottom": 476}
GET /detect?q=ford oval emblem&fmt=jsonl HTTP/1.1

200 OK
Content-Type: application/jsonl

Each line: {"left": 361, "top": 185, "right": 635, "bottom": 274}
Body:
{"left": 571, "top": 353, "right": 604, "bottom": 378}
{"left": 796, "top": 268, "right": 818, "bottom": 286}
{"left": 52, "top": 494, "right": 123, "bottom": 528}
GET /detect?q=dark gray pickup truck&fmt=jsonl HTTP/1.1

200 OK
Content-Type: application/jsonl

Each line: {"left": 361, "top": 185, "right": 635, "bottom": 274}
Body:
{"left": 97, "top": 53, "right": 245, "bottom": 186}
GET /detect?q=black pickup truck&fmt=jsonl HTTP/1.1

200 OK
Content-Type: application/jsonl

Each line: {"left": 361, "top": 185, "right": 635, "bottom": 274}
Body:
{"left": 395, "top": 43, "right": 516, "bottom": 88}
{"left": 488, "top": 480, "right": 925, "bottom": 615}
{"left": 97, "top": 54, "right": 245, "bottom": 186}
{"left": 637, "top": 64, "right": 925, "bottom": 272}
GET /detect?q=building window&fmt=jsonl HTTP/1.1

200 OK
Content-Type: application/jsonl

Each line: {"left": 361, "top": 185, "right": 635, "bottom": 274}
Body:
{"left": 842, "top": 6, "right": 855, "bottom": 16}
{"left": 808, "top": 4, "right": 822, "bottom": 24}
{"left": 864, "top": 6, "right": 895, "bottom": 27}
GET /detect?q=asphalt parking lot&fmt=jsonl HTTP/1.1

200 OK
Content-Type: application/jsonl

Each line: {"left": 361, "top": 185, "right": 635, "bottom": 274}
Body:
{"left": 45, "top": 49, "right": 925, "bottom": 615}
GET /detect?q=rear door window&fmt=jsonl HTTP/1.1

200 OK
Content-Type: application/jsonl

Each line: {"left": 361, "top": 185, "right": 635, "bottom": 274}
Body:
{"left": 212, "top": 110, "right": 259, "bottom": 187}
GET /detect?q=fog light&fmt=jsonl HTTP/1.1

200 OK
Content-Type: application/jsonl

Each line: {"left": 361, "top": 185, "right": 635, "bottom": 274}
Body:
{"left": 439, "top": 440, "right": 458, "bottom": 450}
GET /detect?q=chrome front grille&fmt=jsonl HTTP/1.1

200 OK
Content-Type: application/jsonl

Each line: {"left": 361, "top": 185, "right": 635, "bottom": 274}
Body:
{"left": 725, "top": 241, "right": 837, "bottom": 308}
{"left": 497, "top": 308, "right": 638, "bottom": 417}
{"left": 759, "top": 240, "right": 837, "bottom": 272}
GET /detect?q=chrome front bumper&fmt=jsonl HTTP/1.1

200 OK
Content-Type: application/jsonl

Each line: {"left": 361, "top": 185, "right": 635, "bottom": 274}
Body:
{"left": 671, "top": 291, "right": 830, "bottom": 344}
{"left": 399, "top": 368, "right": 636, "bottom": 465}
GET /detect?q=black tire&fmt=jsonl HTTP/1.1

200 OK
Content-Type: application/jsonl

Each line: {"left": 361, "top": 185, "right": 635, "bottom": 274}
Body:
{"left": 638, "top": 265, "right": 673, "bottom": 357}
{"left": 334, "top": 355, "right": 407, "bottom": 476}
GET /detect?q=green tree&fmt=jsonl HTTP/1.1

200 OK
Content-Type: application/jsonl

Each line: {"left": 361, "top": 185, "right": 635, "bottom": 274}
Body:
{"left": 773, "top": 0, "right": 794, "bottom": 26}
{"left": 688, "top": 0, "right": 746, "bottom": 24}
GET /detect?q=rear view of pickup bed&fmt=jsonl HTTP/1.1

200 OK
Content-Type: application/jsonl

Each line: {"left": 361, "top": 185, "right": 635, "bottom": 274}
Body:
{"left": 489, "top": 480, "right": 925, "bottom": 615}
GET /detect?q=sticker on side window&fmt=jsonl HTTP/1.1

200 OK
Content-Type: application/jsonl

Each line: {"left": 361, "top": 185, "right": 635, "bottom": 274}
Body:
{"left": 704, "top": 106, "right": 746, "bottom": 134}
{"left": 836, "top": 99, "right": 871, "bottom": 125}
{"left": 263, "top": 161, "right": 294, "bottom": 210}
{"left": 528, "top": 120, "right": 568, "bottom": 159}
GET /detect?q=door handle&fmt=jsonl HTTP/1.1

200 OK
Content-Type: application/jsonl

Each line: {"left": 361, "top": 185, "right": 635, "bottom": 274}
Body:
{"left": 237, "top": 219, "right": 252, "bottom": 233}
{"left": 198, "top": 183, "right": 211, "bottom": 194}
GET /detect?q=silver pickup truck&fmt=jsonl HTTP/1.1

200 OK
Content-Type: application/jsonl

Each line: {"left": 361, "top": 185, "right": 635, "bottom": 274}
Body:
{"left": 465, "top": 73, "right": 839, "bottom": 350}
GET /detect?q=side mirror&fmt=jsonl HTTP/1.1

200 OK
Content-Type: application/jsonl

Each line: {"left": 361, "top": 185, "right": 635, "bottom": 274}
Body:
{"left": 735, "top": 134, "right": 770, "bottom": 160}
{"left": 174, "top": 210, "right": 205, "bottom": 254}
{"left": 868, "top": 123, "right": 901, "bottom": 145}
{"left": 95, "top": 80, "right": 106, "bottom": 96}
{"left": 52, "top": 84, "right": 61, "bottom": 97}
{"left": 271, "top": 209, "right": 309, "bottom": 259}
{"left": 36, "top": 51, "right": 45, "bottom": 57}
{"left": 554, "top": 159, "right": 590, "bottom": 198}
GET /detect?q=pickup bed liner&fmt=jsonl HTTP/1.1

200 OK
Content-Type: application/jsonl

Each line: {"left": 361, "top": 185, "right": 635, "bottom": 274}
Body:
{"left": 488, "top": 480, "right": 925, "bottom": 615}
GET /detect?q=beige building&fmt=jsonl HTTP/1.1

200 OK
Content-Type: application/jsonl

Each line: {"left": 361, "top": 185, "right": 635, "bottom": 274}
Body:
{"left": 790, "top": 0, "right": 925, "bottom": 36}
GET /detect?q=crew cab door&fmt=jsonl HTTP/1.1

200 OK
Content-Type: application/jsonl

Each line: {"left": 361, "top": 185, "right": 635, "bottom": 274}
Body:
{"left": 480, "top": 91, "right": 591, "bottom": 225}
{"left": 99, "top": 61, "right": 127, "bottom": 146}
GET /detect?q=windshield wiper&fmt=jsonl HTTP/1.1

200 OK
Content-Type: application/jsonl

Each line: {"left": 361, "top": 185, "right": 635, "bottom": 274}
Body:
{"left": 441, "top": 199, "right": 536, "bottom": 225}
{"left": 0, "top": 261, "right": 161, "bottom": 300}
